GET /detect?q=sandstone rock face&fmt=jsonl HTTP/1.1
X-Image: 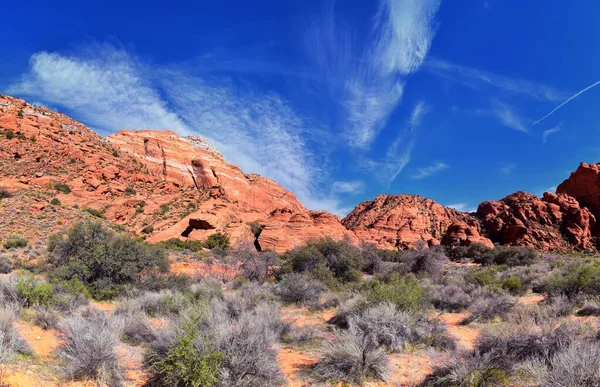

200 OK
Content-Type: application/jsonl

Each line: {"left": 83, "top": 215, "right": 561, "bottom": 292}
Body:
{"left": 477, "top": 191, "right": 596, "bottom": 251}
{"left": 342, "top": 194, "right": 482, "bottom": 249}
{"left": 557, "top": 162, "right": 600, "bottom": 237}
{"left": 441, "top": 221, "right": 494, "bottom": 249}
{"left": 0, "top": 95, "right": 354, "bottom": 252}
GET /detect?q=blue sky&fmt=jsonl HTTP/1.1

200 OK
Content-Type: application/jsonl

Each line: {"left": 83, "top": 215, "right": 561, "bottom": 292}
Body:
{"left": 2, "top": 0, "right": 600, "bottom": 215}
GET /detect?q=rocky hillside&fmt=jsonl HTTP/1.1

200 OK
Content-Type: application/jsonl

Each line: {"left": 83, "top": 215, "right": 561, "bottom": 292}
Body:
{"left": 1, "top": 94, "right": 599, "bottom": 253}
{"left": 0, "top": 95, "right": 355, "bottom": 252}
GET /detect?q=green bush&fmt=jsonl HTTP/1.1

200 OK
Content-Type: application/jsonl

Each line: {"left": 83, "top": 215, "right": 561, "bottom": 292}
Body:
{"left": 203, "top": 233, "right": 230, "bottom": 250}
{"left": 542, "top": 262, "right": 600, "bottom": 299}
{"left": 146, "top": 322, "right": 223, "bottom": 386}
{"left": 502, "top": 276, "right": 524, "bottom": 295}
{"left": 16, "top": 276, "right": 55, "bottom": 307}
{"left": 159, "top": 204, "right": 170, "bottom": 214}
{"left": 50, "top": 198, "right": 61, "bottom": 206}
{"left": 125, "top": 187, "right": 136, "bottom": 196}
{"left": 156, "top": 238, "right": 204, "bottom": 252}
{"left": 476, "top": 246, "right": 538, "bottom": 267}
{"left": 141, "top": 225, "right": 154, "bottom": 234}
{"left": 47, "top": 221, "right": 169, "bottom": 299}
{"left": 4, "top": 130, "right": 15, "bottom": 139}
{"left": 3, "top": 237, "right": 28, "bottom": 249}
{"left": 54, "top": 182, "right": 71, "bottom": 194}
{"left": 359, "top": 274, "right": 425, "bottom": 313}
{"left": 83, "top": 208, "right": 105, "bottom": 219}
{"left": 281, "top": 238, "right": 363, "bottom": 283}
{"left": 465, "top": 266, "right": 502, "bottom": 289}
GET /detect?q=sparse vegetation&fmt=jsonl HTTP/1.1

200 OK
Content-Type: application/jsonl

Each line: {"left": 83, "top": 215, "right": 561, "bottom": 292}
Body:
{"left": 53, "top": 182, "right": 71, "bottom": 194}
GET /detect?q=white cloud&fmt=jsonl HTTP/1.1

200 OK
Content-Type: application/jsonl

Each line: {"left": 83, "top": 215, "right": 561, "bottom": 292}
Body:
{"left": 307, "top": 0, "right": 441, "bottom": 149}
{"left": 331, "top": 180, "right": 366, "bottom": 194}
{"left": 497, "top": 163, "right": 516, "bottom": 176}
{"left": 7, "top": 45, "right": 347, "bottom": 214}
{"left": 542, "top": 123, "right": 561, "bottom": 143}
{"left": 8, "top": 48, "right": 188, "bottom": 134}
{"left": 411, "top": 162, "right": 449, "bottom": 179}
{"left": 479, "top": 101, "right": 529, "bottom": 133}
{"left": 447, "top": 203, "right": 477, "bottom": 213}
{"left": 425, "top": 59, "right": 568, "bottom": 102}
{"left": 409, "top": 100, "right": 429, "bottom": 130}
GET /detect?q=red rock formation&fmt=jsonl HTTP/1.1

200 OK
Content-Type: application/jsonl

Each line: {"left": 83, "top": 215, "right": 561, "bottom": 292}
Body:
{"left": 557, "top": 162, "right": 600, "bottom": 238}
{"left": 342, "top": 194, "right": 482, "bottom": 250}
{"left": 0, "top": 95, "right": 354, "bottom": 252}
{"left": 441, "top": 221, "right": 494, "bottom": 249}
{"left": 477, "top": 191, "right": 596, "bottom": 251}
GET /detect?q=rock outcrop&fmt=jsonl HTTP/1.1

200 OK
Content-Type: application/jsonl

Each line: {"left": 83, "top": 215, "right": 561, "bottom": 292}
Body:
{"left": 477, "top": 191, "right": 596, "bottom": 251}
{"left": 557, "top": 162, "right": 600, "bottom": 238}
{"left": 0, "top": 95, "right": 354, "bottom": 252}
{"left": 441, "top": 221, "right": 494, "bottom": 249}
{"left": 342, "top": 194, "right": 483, "bottom": 249}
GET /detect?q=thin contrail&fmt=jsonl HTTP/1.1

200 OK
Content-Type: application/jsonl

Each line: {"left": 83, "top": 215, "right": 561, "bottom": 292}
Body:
{"left": 534, "top": 80, "right": 600, "bottom": 125}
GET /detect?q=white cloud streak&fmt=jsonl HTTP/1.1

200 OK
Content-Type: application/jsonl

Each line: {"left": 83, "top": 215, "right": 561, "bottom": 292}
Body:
{"left": 425, "top": 59, "right": 568, "bottom": 102}
{"left": 534, "top": 80, "right": 600, "bottom": 125}
{"left": 307, "top": 0, "right": 441, "bottom": 149}
{"left": 497, "top": 163, "right": 516, "bottom": 176}
{"left": 542, "top": 123, "right": 561, "bottom": 143}
{"left": 331, "top": 180, "right": 366, "bottom": 194}
{"left": 7, "top": 45, "right": 346, "bottom": 213}
{"left": 411, "top": 162, "right": 449, "bottom": 179}
{"left": 479, "top": 101, "right": 529, "bottom": 133}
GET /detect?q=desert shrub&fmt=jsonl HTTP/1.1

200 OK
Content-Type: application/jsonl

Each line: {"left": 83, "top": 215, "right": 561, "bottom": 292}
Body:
{"left": 577, "top": 299, "right": 600, "bottom": 316}
{"left": 328, "top": 293, "right": 369, "bottom": 328}
{"left": 50, "top": 197, "right": 61, "bottom": 206}
{"left": 423, "top": 323, "right": 583, "bottom": 386}
{"left": 47, "top": 221, "right": 169, "bottom": 299}
{"left": 349, "top": 303, "right": 455, "bottom": 352}
{"left": 276, "top": 273, "right": 325, "bottom": 305}
{"left": 422, "top": 351, "right": 510, "bottom": 387}
{"left": 281, "top": 238, "right": 363, "bottom": 283}
{"left": 541, "top": 261, "right": 600, "bottom": 299}
{"left": 31, "top": 306, "right": 60, "bottom": 330}
{"left": 464, "top": 292, "right": 516, "bottom": 323}
{"left": 54, "top": 182, "right": 71, "bottom": 194}
{"left": 0, "top": 307, "right": 31, "bottom": 362}
{"left": 124, "top": 187, "right": 135, "bottom": 196}
{"left": 141, "top": 225, "right": 154, "bottom": 234}
{"left": 188, "top": 279, "right": 223, "bottom": 301}
{"left": 136, "top": 273, "right": 192, "bottom": 293}
{"left": 502, "top": 276, "right": 525, "bottom": 295}
{"left": 476, "top": 246, "right": 539, "bottom": 267}
{"left": 203, "top": 233, "right": 230, "bottom": 250}
{"left": 0, "top": 189, "right": 12, "bottom": 200}
{"left": 15, "top": 275, "right": 55, "bottom": 307}
{"left": 3, "top": 237, "right": 27, "bottom": 250}
{"left": 51, "top": 279, "right": 90, "bottom": 314}
{"left": 524, "top": 340, "right": 600, "bottom": 386}
{"left": 146, "top": 298, "right": 285, "bottom": 386}
{"left": 155, "top": 238, "right": 204, "bottom": 252}
{"left": 116, "top": 290, "right": 189, "bottom": 317}
{"left": 431, "top": 284, "right": 473, "bottom": 312}
{"left": 312, "top": 321, "right": 390, "bottom": 384}
{"left": 0, "top": 256, "right": 12, "bottom": 274}
{"left": 399, "top": 246, "right": 448, "bottom": 278}
{"left": 359, "top": 274, "right": 425, "bottom": 313}
{"left": 122, "top": 311, "right": 156, "bottom": 345}
{"left": 240, "top": 250, "right": 279, "bottom": 281}
{"left": 145, "top": 321, "right": 223, "bottom": 387}
{"left": 57, "top": 313, "right": 124, "bottom": 385}
{"left": 83, "top": 207, "right": 105, "bottom": 219}
{"left": 464, "top": 266, "right": 502, "bottom": 289}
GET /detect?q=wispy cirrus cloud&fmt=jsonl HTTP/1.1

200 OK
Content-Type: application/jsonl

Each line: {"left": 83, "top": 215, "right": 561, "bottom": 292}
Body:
{"left": 425, "top": 59, "right": 568, "bottom": 102}
{"left": 307, "top": 0, "right": 441, "bottom": 149}
{"left": 542, "top": 123, "right": 561, "bottom": 143}
{"left": 331, "top": 180, "right": 366, "bottom": 194}
{"left": 478, "top": 100, "right": 529, "bottom": 133}
{"left": 7, "top": 44, "right": 345, "bottom": 213}
{"left": 411, "top": 162, "right": 449, "bottom": 179}
{"left": 497, "top": 163, "right": 516, "bottom": 176}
